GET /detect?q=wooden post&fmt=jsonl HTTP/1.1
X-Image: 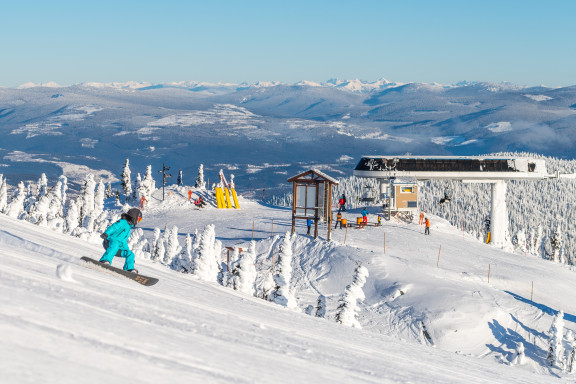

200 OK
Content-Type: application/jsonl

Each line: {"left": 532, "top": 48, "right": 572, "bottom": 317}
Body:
{"left": 383, "top": 232, "right": 386, "bottom": 255}
{"left": 271, "top": 219, "right": 274, "bottom": 237}
{"left": 531, "top": 281, "right": 534, "bottom": 301}
{"left": 252, "top": 221, "right": 255, "bottom": 241}
{"left": 344, "top": 224, "right": 348, "bottom": 245}
{"left": 436, "top": 245, "right": 442, "bottom": 268}
{"left": 488, "top": 264, "right": 491, "bottom": 283}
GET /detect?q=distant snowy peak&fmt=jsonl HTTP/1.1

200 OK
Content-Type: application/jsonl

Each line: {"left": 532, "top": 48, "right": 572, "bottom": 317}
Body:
{"left": 17, "top": 81, "right": 62, "bottom": 89}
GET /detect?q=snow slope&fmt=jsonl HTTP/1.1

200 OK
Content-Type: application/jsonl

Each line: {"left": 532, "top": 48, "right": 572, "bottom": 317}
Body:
{"left": 2, "top": 185, "right": 575, "bottom": 382}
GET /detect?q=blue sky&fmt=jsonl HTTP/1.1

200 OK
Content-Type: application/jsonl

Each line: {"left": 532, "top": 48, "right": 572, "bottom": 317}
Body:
{"left": 2, "top": 0, "right": 575, "bottom": 87}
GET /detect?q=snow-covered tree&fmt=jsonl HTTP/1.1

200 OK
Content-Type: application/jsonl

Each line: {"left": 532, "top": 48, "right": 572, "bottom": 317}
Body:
{"left": 36, "top": 173, "right": 48, "bottom": 199}
{"left": 315, "top": 295, "right": 326, "bottom": 318}
{"left": 0, "top": 176, "right": 8, "bottom": 213}
{"left": 94, "top": 180, "right": 105, "bottom": 216}
{"left": 335, "top": 263, "right": 369, "bottom": 328}
{"left": 121, "top": 158, "right": 132, "bottom": 200}
{"left": 171, "top": 233, "right": 194, "bottom": 272}
{"left": 195, "top": 164, "right": 206, "bottom": 189}
{"left": 513, "top": 230, "right": 527, "bottom": 254}
{"left": 65, "top": 199, "right": 80, "bottom": 234}
{"left": 270, "top": 232, "right": 298, "bottom": 309}
{"left": 5, "top": 181, "right": 26, "bottom": 218}
{"left": 79, "top": 174, "right": 96, "bottom": 229}
{"left": 258, "top": 271, "right": 275, "bottom": 300}
{"left": 567, "top": 332, "right": 576, "bottom": 373}
{"left": 192, "top": 224, "right": 219, "bottom": 282}
{"left": 164, "top": 226, "right": 182, "bottom": 265}
{"left": 511, "top": 342, "right": 526, "bottom": 366}
{"left": 141, "top": 165, "right": 155, "bottom": 201}
{"left": 105, "top": 182, "right": 113, "bottom": 199}
{"left": 150, "top": 227, "right": 163, "bottom": 262}
{"left": 547, "top": 310, "right": 565, "bottom": 368}
{"left": 548, "top": 224, "right": 563, "bottom": 263}
{"left": 177, "top": 170, "right": 183, "bottom": 186}
{"left": 231, "top": 241, "right": 258, "bottom": 295}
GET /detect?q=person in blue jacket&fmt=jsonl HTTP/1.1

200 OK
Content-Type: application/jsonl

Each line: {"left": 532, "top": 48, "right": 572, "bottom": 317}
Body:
{"left": 99, "top": 208, "right": 142, "bottom": 273}
{"left": 307, "top": 218, "right": 313, "bottom": 235}
{"left": 361, "top": 207, "right": 368, "bottom": 227}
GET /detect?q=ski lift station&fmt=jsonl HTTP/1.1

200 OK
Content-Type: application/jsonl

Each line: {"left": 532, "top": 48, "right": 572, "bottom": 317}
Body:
{"left": 353, "top": 156, "right": 550, "bottom": 247}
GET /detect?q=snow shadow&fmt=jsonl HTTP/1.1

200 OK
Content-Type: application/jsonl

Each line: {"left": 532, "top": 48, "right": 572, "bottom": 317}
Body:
{"left": 505, "top": 290, "right": 576, "bottom": 324}
{"left": 486, "top": 319, "right": 546, "bottom": 365}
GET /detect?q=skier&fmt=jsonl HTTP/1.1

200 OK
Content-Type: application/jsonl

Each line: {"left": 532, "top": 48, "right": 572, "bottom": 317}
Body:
{"left": 361, "top": 207, "right": 368, "bottom": 227}
{"left": 307, "top": 218, "right": 313, "bottom": 235}
{"left": 99, "top": 208, "right": 142, "bottom": 273}
{"left": 194, "top": 195, "right": 205, "bottom": 208}
{"left": 424, "top": 217, "right": 430, "bottom": 235}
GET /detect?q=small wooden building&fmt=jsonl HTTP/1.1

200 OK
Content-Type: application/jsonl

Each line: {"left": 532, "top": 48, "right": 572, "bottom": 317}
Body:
{"left": 287, "top": 169, "right": 339, "bottom": 241}
{"left": 391, "top": 178, "right": 418, "bottom": 212}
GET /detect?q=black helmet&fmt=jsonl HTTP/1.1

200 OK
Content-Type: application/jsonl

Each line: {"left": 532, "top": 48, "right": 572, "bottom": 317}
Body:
{"left": 123, "top": 208, "right": 142, "bottom": 226}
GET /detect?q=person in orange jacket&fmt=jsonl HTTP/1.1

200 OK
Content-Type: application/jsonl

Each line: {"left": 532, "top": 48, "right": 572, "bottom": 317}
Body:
{"left": 424, "top": 218, "right": 430, "bottom": 235}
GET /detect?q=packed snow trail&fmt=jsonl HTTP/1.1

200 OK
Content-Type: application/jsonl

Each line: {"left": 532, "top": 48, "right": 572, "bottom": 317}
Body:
{"left": 0, "top": 213, "right": 561, "bottom": 383}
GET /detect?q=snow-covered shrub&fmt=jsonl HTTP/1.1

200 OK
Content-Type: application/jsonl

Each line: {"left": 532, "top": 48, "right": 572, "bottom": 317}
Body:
{"left": 0, "top": 175, "right": 7, "bottom": 213}
{"left": 171, "top": 233, "right": 194, "bottom": 272}
{"left": 335, "top": 263, "right": 369, "bottom": 328}
{"left": 195, "top": 164, "right": 206, "bottom": 189}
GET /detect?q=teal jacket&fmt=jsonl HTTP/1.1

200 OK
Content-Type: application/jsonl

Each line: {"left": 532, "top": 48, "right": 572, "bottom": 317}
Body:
{"left": 104, "top": 219, "right": 133, "bottom": 247}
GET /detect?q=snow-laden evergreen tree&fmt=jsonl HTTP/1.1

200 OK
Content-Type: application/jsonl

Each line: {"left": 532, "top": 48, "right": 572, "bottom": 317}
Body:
{"left": 230, "top": 241, "right": 258, "bottom": 295}
{"left": 134, "top": 173, "right": 143, "bottom": 201}
{"left": 58, "top": 175, "right": 68, "bottom": 215}
{"left": 258, "top": 271, "right": 276, "bottom": 300}
{"left": 315, "top": 295, "right": 326, "bottom": 318}
{"left": 222, "top": 246, "right": 239, "bottom": 287}
{"left": 128, "top": 227, "right": 149, "bottom": 260}
{"left": 80, "top": 174, "right": 96, "bottom": 230}
{"left": 150, "top": 227, "right": 162, "bottom": 262}
{"left": 534, "top": 225, "right": 543, "bottom": 257}
{"left": 547, "top": 310, "right": 565, "bottom": 368}
{"left": 36, "top": 173, "right": 48, "bottom": 199}
{"left": 94, "top": 180, "right": 105, "bottom": 216}
{"left": 141, "top": 165, "right": 155, "bottom": 201}
{"left": 5, "top": 181, "right": 26, "bottom": 218}
{"left": 164, "top": 226, "right": 182, "bottom": 265}
{"left": 105, "top": 181, "right": 113, "bottom": 199}
{"left": 270, "top": 232, "right": 298, "bottom": 309}
{"left": 177, "top": 170, "right": 183, "bottom": 186}
{"left": 335, "top": 263, "right": 369, "bottom": 328}
{"left": 550, "top": 225, "right": 562, "bottom": 263}
{"left": 567, "top": 331, "right": 576, "bottom": 373}
{"left": 0, "top": 176, "right": 8, "bottom": 213}
{"left": 192, "top": 224, "right": 219, "bottom": 282}
{"left": 513, "top": 230, "right": 527, "bottom": 254}
{"left": 171, "top": 233, "right": 194, "bottom": 272}
{"left": 121, "top": 158, "right": 132, "bottom": 201}
{"left": 65, "top": 199, "right": 80, "bottom": 234}
{"left": 195, "top": 164, "right": 206, "bottom": 189}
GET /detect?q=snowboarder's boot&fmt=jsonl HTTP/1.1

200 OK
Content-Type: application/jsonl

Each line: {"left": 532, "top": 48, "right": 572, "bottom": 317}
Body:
{"left": 128, "top": 269, "right": 138, "bottom": 274}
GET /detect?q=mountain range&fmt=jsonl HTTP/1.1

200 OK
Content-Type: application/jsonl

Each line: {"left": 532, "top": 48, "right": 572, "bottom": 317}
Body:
{"left": 1, "top": 79, "right": 575, "bottom": 192}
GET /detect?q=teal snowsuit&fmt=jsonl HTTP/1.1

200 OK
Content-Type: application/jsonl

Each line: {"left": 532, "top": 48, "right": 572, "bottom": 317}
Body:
{"left": 99, "top": 219, "right": 135, "bottom": 271}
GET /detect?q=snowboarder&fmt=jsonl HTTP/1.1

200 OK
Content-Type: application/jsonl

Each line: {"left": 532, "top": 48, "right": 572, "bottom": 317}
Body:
{"left": 194, "top": 196, "right": 205, "bottom": 208}
{"left": 99, "top": 208, "right": 142, "bottom": 273}
{"left": 424, "top": 217, "right": 430, "bottom": 235}
{"left": 307, "top": 218, "right": 313, "bottom": 235}
{"left": 439, "top": 192, "right": 451, "bottom": 205}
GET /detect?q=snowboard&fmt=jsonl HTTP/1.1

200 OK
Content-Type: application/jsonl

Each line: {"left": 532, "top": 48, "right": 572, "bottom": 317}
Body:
{"left": 81, "top": 256, "right": 159, "bottom": 286}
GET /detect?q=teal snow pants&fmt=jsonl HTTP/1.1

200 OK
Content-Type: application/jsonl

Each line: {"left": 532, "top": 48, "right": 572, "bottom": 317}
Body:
{"left": 100, "top": 239, "right": 135, "bottom": 271}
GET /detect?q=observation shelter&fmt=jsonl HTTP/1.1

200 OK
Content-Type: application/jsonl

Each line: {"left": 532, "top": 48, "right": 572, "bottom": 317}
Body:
{"left": 353, "top": 156, "right": 550, "bottom": 247}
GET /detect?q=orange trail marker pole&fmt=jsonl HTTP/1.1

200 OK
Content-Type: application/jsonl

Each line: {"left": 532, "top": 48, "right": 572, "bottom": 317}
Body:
{"left": 436, "top": 245, "right": 442, "bottom": 268}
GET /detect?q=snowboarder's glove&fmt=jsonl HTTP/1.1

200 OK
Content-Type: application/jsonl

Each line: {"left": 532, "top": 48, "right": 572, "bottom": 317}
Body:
{"left": 100, "top": 233, "right": 108, "bottom": 240}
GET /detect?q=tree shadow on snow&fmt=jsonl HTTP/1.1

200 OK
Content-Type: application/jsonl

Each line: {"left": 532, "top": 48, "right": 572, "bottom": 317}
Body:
{"left": 486, "top": 319, "right": 547, "bottom": 365}
{"left": 505, "top": 290, "right": 576, "bottom": 324}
